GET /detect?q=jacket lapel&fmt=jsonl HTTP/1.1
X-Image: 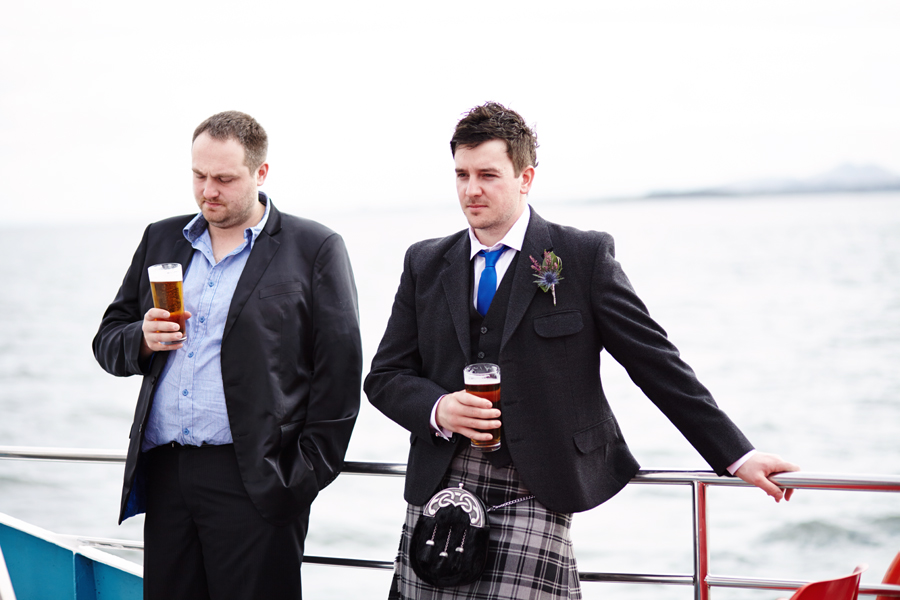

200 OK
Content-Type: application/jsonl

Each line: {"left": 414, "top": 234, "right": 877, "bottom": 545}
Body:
{"left": 501, "top": 208, "right": 553, "bottom": 352}
{"left": 173, "top": 236, "right": 194, "bottom": 267}
{"left": 441, "top": 232, "right": 473, "bottom": 364}
{"left": 223, "top": 200, "right": 282, "bottom": 342}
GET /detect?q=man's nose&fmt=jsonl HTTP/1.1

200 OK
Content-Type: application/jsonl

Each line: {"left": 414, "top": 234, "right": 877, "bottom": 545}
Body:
{"left": 203, "top": 181, "right": 219, "bottom": 199}
{"left": 466, "top": 180, "right": 482, "bottom": 197}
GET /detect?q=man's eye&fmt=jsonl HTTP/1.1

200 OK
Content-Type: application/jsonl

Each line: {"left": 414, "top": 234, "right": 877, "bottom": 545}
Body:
{"left": 219, "top": 178, "right": 233, "bottom": 184}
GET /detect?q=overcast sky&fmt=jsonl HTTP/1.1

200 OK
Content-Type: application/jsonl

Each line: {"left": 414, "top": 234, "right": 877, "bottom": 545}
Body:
{"left": 2, "top": 0, "right": 898, "bottom": 224}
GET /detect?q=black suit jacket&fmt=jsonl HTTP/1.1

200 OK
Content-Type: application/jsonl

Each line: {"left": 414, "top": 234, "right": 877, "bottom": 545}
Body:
{"left": 94, "top": 198, "right": 362, "bottom": 525}
{"left": 365, "top": 208, "right": 752, "bottom": 514}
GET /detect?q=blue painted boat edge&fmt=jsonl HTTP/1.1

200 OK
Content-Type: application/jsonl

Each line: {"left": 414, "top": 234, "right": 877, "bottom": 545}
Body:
{"left": 0, "top": 512, "right": 142, "bottom": 600}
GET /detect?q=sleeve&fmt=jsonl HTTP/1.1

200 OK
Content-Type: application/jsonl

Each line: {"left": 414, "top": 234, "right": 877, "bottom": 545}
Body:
{"left": 92, "top": 225, "right": 153, "bottom": 378}
{"left": 364, "top": 246, "right": 452, "bottom": 444}
{"left": 591, "top": 233, "right": 754, "bottom": 475}
{"left": 299, "top": 233, "right": 364, "bottom": 492}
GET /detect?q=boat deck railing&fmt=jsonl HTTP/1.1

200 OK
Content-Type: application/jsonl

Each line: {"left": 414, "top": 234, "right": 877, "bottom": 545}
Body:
{"left": 1, "top": 445, "right": 898, "bottom": 599}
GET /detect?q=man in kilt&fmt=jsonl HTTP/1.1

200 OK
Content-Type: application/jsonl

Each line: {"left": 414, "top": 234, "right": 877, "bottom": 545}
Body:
{"left": 364, "top": 102, "right": 798, "bottom": 599}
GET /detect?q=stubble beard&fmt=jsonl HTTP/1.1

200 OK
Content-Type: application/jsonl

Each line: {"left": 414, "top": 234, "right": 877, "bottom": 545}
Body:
{"left": 202, "top": 191, "right": 259, "bottom": 231}
{"left": 467, "top": 201, "right": 522, "bottom": 241}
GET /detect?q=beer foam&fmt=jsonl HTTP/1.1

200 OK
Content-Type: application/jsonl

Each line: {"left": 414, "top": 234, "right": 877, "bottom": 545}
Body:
{"left": 147, "top": 263, "right": 182, "bottom": 282}
{"left": 463, "top": 363, "right": 500, "bottom": 384}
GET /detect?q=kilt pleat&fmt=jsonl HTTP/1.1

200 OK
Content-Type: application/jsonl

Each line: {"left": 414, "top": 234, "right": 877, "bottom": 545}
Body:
{"left": 393, "top": 445, "right": 581, "bottom": 600}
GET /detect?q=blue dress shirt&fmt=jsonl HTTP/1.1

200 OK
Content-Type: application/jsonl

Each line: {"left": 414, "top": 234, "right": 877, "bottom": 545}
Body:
{"left": 142, "top": 197, "right": 271, "bottom": 450}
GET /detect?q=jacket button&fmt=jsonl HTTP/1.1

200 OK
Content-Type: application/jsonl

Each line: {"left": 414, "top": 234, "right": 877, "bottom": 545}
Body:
{"left": 477, "top": 352, "right": 485, "bottom": 359}
{"left": 480, "top": 326, "right": 488, "bottom": 334}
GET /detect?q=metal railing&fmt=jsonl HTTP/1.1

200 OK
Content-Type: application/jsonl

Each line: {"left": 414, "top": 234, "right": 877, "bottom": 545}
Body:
{"left": 1, "top": 445, "right": 899, "bottom": 599}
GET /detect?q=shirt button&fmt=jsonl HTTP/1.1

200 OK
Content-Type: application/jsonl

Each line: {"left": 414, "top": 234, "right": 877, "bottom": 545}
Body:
{"left": 208, "top": 281, "right": 214, "bottom": 287}
{"left": 199, "top": 317, "right": 205, "bottom": 323}
{"left": 182, "top": 389, "right": 189, "bottom": 396}
{"left": 477, "top": 352, "right": 485, "bottom": 359}
{"left": 188, "top": 352, "right": 194, "bottom": 358}
{"left": 480, "top": 326, "right": 488, "bottom": 334}
{"left": 183, "top": 428, "right": 190, "bottom": 435}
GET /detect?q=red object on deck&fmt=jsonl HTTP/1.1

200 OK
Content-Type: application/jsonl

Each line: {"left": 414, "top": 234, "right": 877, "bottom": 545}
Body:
{"left": 787, "top": 566, "right": 865, "bottom": 600}
{"left": 876, "top": 552, "right": 900, "bottom": 600}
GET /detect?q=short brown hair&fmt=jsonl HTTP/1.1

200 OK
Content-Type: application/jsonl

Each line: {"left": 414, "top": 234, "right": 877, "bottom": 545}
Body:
{"left": 450, "top": 102, "right": 538, "bottom": 175}
{"left": 193, "top": 111, "right": 268, "bottom": 171}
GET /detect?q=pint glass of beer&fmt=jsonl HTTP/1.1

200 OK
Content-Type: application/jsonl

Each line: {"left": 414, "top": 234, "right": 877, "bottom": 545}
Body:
{"left": 464, "top": 363, "right": 501, "bottom": 452}
{"left": 148, "top": 263, "right": 187, "bottom": 345}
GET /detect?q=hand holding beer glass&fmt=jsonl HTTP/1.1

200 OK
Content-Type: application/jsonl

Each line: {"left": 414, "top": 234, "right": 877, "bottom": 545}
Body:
{"left": 147, "top": 263, "right": 187, "bottom": 346}
{"left": 464, "top": 363, "right": 502, "bottom": 452}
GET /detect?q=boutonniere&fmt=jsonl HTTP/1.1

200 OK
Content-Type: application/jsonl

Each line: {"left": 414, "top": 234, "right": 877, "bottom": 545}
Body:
{"left": 530, "top": 250, "right": 563, "bottom": 305}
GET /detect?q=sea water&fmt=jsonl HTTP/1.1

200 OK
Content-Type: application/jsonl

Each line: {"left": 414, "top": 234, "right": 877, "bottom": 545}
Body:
{"left": 1, "top": 193, "right": 898, "bottom": 599}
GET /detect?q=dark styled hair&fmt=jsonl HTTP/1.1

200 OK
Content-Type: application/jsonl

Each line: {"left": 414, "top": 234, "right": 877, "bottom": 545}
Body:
{"left": 192, "top": 111, "right": 268, "bottom": 171}
{"left": 450, "top": 102, "right": 538, "bottom": 175}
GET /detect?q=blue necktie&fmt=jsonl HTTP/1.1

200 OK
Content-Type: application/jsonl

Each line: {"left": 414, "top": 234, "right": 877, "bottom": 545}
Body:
{"left": 477, "top": 246, "right": 507, "bottom": 316}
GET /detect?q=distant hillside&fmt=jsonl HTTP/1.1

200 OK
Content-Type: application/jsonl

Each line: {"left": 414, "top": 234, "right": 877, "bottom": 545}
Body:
{"left": 646, "top": 163, "right": 900, "bottom": 198}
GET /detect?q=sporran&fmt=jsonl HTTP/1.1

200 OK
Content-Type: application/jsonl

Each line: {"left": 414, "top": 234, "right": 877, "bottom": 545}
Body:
{"left": 410, "top": 483, "right": 533, "bottom": 587}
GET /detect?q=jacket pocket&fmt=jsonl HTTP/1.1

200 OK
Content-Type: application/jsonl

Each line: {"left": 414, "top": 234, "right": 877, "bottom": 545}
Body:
{"left": 260, "top": 282, "right": 304, "bottom": 299}
{"left": 533, "top": 310, "right": 584, "bottom": 338}
{"left": 573, "top": 417, "right": 618, "bottom": 454}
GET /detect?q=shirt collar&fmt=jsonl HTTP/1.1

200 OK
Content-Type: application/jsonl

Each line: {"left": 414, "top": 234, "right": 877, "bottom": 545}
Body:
{"left": 183, "top": 191, "right": 271, "bottom": 249}
{"left": 468, "top": 204, "right": 531, "bottom": 259}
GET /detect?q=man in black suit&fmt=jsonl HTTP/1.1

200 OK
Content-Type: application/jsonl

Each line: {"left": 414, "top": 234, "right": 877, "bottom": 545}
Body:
{"left": 365, "top": 102, "right": 797, "bottom": 599}
{"left": 94, "top": 111, "right": 362, "bottom": 599}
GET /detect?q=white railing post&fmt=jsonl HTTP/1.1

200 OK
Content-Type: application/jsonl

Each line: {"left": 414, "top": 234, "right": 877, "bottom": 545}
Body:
{"left": 692, "top": 480, "right": 710, "bottom": 600}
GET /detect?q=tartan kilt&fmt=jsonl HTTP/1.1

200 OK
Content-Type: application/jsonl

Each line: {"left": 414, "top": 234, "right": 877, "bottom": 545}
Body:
{"left": 391, "top": 445, "right": 581, "bottom": 600}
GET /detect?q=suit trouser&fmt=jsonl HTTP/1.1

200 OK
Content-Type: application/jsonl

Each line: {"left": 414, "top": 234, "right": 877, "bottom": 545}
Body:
{"left": 143, "top": 443, "right": 309, "bottom": 600}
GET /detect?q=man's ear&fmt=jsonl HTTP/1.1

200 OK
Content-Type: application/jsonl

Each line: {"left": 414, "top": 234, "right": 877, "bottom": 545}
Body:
{"left": 256, "top": 162, "right": 269, "bottom": 186}
{"left": 519, "top": 165, "right": 535, "bottom": 194}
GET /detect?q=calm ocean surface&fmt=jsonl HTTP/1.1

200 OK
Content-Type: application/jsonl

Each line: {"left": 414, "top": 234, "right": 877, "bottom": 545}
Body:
{"left": 1, "top": 193, "right": 898, "bottom": 599}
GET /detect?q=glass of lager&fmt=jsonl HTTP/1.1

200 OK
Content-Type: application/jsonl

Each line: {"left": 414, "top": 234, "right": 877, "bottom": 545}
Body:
{"left": 148, "top": 263, "right": 187, "bottom": 345}
{"left": 464, "top": 363, "right": 501, "bottom": 452}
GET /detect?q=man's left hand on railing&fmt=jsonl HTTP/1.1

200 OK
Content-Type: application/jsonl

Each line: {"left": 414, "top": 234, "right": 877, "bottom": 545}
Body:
{"left": 734, "top": 452, "right": 800, "bottom": 502}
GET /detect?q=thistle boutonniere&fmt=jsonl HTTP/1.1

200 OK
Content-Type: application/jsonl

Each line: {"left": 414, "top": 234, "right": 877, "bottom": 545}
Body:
{"left": 530, "top": 250, "right": 563, "bottom": 305}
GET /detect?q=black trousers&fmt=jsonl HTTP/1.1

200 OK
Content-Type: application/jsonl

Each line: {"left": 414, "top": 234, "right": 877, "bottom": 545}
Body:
{"left": 143, "top": 443, "right": 309, "bottom": 600}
